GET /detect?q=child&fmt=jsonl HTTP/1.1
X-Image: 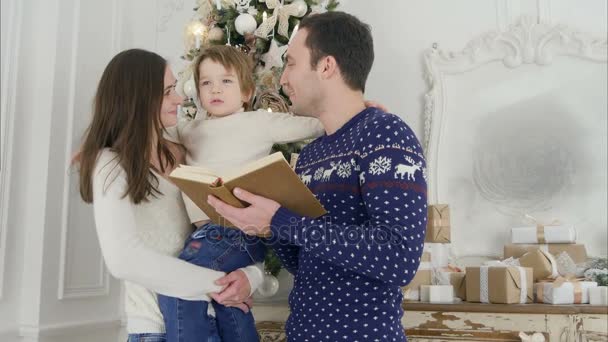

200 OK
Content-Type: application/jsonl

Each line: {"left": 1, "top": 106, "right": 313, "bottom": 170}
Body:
{"left": 158, "top": 45, "right": 325, "bottom": 342}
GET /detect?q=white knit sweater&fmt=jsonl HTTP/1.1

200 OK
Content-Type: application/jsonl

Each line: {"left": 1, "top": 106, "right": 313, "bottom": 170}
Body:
{"left": 92, "top": 149, "right": 263, "bottom": 333}
{"left": 166, "top": 110, "right": 324, "bottom": 223}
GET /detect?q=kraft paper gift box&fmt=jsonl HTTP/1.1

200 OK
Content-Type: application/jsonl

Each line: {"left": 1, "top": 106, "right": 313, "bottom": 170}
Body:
{"left": 589, "top": 286, "right": 608, "bottom": 306}
{"left": 402, "top": 252, "right": 432, "bottom": 300}
{"left": 450, "top": 272, "right": 466, "bottom": 300}
{"left": 534, "top": 278, "right": 597, "bottom": 304}
{"left": 435, "top": 270, "right": 466, "bottom": 300}
{"left": 466, "top": 266, "right": 533, "bottom": 304}
{"left": 518, "top": 249, "right": 559, "bottom": 281}
{"left": 420, "top": 285, "right": 454, "bottom": 303}
{"left": 425, "top": 204, "right": 450, "bottom": 243}
{"left": 511, "top": 225, "right": 577, "bottom": 244}
{"left": 504, "top": 244, "right": 587, "bottom": 264}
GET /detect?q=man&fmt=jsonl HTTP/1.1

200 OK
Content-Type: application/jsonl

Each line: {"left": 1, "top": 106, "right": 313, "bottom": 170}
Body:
{"left": 208, "top": 11, "right": 427, "bottom": 341}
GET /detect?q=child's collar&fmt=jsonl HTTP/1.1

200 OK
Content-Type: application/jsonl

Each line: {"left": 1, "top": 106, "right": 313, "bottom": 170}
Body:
{"left": 205, "top": 107, "right": 245, "bottom": 120}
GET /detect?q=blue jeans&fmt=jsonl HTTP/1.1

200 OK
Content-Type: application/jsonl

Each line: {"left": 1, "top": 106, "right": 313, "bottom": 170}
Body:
{"left": 158, "top": 223, "right": 265, "bottom": 342}
{"left": 127, "top": 333, "right": 166, "bottom": 342}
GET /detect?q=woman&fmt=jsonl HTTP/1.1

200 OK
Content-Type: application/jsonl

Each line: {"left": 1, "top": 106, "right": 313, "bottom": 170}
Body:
{"left": 76, "top": 49, "right": 261, "bottom": 342}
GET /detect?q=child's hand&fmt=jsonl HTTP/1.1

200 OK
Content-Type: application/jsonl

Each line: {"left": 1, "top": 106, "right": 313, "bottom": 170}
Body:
{"left": 364, "top": 100, "right": 388, "bottom": 112}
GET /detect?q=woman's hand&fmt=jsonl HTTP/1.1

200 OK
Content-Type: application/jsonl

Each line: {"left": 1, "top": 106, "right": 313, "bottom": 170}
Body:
{"left": 209, "top": 269, "right": 252, "bottom": 311}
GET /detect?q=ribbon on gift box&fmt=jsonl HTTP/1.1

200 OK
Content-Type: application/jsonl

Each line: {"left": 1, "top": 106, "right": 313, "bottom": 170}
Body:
{"left": 538, "top": 249, "right": 560, "bottom": 278}
{"left": 536, "top": 275, "right": 585, "bottom": 304}
{"left": 524, "top": 214, "right": 562, "bottom": 244}
{"left": 479, "top": 262, "right": 528, "bottom": 304}
{"left": 432, "top": 264, "right": 462, "bottom": 285}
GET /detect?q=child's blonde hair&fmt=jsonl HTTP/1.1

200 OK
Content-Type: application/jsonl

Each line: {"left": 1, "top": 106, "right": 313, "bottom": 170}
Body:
{"left": 193, "top": 45, "right": 256, "bottom": 110}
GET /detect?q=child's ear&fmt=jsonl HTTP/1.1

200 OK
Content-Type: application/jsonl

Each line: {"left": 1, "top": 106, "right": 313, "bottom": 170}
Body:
{"left": 242, "top": 90, "right": 254, "bottom": 104}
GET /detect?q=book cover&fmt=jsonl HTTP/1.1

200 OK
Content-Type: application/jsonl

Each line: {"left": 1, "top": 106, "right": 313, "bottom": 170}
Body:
{"left": 169, "top": 152, "right": 327, "bottom": 230}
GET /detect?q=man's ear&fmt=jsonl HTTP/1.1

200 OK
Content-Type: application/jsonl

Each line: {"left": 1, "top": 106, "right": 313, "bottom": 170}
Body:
{"left": 318, "top": 55, "right": 338, "bottom": 80}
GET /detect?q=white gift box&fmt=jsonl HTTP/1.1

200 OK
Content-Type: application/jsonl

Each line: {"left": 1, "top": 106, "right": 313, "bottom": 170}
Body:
{"left": 511, "top": 225, "right": 576, "bottom": 244}
{"left": 589, "top": 286, "right": 608, "bottom": 306}
{"left": 403, "top": 289, "right": 420, "bottom": 301}
{"left": 534, "top": 281, "right": 597, "bottom": 304}
{"left": 420, "top": 285, "right": 454, "bottom": 303}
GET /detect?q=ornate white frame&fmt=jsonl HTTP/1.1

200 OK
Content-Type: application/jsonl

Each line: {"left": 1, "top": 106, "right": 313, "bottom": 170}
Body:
{"left": 423, "top": 16, "right": 608, "bottom": 203}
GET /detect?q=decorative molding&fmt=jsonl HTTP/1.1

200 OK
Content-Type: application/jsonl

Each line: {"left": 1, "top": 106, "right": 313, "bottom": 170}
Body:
{"left": 57, "top": 0, "right": 110, "bottom": 300}
{"left": 0, "top": 0, "right": 23, "bottom": 300}
{"left": 422, "top": 15, "right": 608, "bottom": 203}
{"left": 495, "top": 0, "right": 514, "bottom": 31}
{"left": 19, "top": 319, "right": 121, "bottom": 338}
{"left": 537, "top": 0, "right": 552, "bottom": 24}
{"left": 157, "top": 0, "right": 186, "bottom": 33}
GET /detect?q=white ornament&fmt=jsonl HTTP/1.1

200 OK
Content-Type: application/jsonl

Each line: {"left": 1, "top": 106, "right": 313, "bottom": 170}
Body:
{"left": 235, "top": 13, "right": 257, "bottom": 35}
{"left": 291, "top": 0, "right": 308, "bottom": 17}
{"left": 247, "top": 6, "right": 258, "bottom": 16}
{"left": 257, "top": 274, "right": 279, "bottom": 297}
{"left": 261, "top": 39, "right": 288, "bottom": 70}
{"left": 183, "top": 77, "right": 197, "bottom": 99}
{"left": 234, "top": 0, "right": 252, "bottom": 12}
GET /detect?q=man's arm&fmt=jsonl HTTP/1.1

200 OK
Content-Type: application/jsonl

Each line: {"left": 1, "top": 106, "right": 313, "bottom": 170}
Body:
{"left": 268, "top": 240, "right": 300, "bottom": 275}
{"left": 270, "top": 147, "right": 427, "bottom": 286}
{"left": 208, "top": 116, "right": 427, "bottom": 286}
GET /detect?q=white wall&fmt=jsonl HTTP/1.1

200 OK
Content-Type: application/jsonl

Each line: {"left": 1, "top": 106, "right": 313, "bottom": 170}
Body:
{"left": 0, "top": 0, "right": 606, "bottom": 341}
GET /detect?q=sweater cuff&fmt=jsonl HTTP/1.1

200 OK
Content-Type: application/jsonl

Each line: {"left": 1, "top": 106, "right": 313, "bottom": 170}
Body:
{"left": 240, "top": 262, "right": 264, "bottom": 297}
{"left": 270, "top": 206, "right": 303, "bottom": 246}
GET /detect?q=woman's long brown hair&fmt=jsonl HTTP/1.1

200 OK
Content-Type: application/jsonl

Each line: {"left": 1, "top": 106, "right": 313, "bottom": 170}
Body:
{"left": 78, "top": 49, "right": 175, "bottom": 204}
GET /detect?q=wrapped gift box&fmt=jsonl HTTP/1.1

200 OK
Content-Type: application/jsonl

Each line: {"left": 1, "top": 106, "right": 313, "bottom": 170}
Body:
{"left": 420, "top": 285, "right": 454, "bottom": 303}
{"left": 504, "top": 244, "right": 587, "bottom": 264}
{"left": 589, "top": 286, "right": 608, "bottom": 306}
{"left": 425, "top": 204, "right": 450, "bottom": 243}
{"left": 466, "top": 266, "right": 533, "bottom": 304}
{"left": 450, "top": 272, "right": 466, "bottom": 300}
{"left": 511, "top": 225, "right": 577, "bottom": 244}
{"left": 518, "top": 249, "right": 559, "bottom": 281}
{"left": 402, "top": 252, "right": 432, "bottom": 300}
{"left": 534, "top": 279, "right": 597, "bottom": 304}
{"left": 435, "top": 270, "right": 466, "bottom": 300}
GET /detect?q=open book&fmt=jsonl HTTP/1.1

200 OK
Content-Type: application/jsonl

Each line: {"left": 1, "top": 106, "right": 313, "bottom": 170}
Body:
{"left": 169, "top": 152, "right": 327, "bottom": 230}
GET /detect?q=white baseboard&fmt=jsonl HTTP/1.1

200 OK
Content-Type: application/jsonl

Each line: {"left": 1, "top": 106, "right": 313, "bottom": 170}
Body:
{"left": 19, "top": 319, "right": 121, "bottom": 342}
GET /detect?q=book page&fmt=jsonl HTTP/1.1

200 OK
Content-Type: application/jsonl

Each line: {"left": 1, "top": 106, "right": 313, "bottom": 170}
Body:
{"left": 170, "top": 167, "right": 218, "bottom": 185}
{"left": 223, "top": 152, "right": 286, "bottom": 183}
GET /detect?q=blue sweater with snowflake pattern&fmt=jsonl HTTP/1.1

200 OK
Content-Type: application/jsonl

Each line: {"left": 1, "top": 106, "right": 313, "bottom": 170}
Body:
{"left": 269, "top": 107, "right": 428, "bottom": 342}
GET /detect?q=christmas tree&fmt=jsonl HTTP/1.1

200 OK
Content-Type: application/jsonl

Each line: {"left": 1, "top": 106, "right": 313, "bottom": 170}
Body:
{"left": 174, "top": 0, "right": 339, "bottom": 279}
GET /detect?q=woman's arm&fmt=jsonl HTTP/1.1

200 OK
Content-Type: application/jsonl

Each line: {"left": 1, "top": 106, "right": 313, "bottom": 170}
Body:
{"left": 92, "top": 151, "right": 225, "bottom": 301}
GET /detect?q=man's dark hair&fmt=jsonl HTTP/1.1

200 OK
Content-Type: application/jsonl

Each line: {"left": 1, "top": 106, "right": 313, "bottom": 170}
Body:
{"left": 299, "top": 11, "right": 374, "bottom": 92}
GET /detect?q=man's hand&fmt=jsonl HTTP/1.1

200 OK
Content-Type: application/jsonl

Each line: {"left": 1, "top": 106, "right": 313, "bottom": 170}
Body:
{"left": 207, "top": 187, "right": 280, "bottom": 236}
{"left": 210, "top": 270, "right": 251, "bottom": 306}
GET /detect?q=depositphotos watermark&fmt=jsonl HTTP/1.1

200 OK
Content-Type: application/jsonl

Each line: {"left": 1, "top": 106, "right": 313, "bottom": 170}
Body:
{"left": 208, "top": 215, "right": 421, "bottom": 250}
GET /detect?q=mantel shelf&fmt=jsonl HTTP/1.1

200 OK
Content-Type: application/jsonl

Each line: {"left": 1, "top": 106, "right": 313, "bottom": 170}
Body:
{"left": 403, "top": 301, "right": 608, "bottom": 315}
